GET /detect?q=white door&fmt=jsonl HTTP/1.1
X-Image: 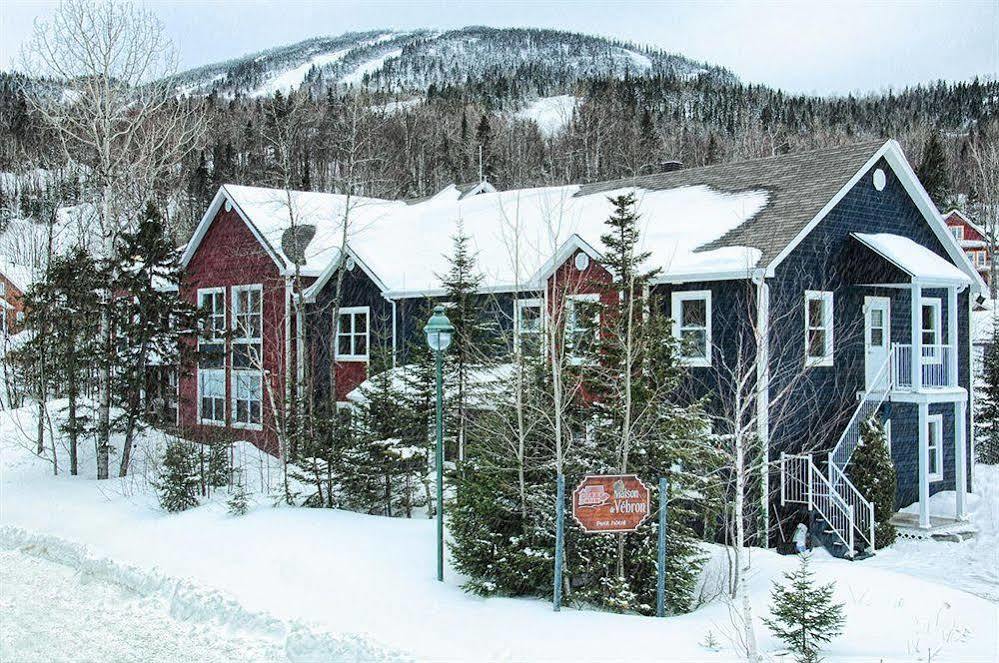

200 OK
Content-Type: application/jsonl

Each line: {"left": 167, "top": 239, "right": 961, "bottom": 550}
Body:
{"left": 864, "top": 297, "right": 891, "bottom": 391}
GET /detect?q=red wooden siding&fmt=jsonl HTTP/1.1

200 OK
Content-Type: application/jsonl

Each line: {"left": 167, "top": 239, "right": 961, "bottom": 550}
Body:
{"left": 179, "top": 206, "right": 286, "bottom": 455}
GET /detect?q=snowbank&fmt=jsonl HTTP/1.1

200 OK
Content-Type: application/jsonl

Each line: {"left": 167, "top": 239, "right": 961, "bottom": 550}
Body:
{"left": 1, "top": 402, "right": 996, "bottom": 661}
{"left": 0, "top": 526, "right": 409, "bottom": 662}
{"left": 514, "top": 95, "right": 580, "bottom": 137}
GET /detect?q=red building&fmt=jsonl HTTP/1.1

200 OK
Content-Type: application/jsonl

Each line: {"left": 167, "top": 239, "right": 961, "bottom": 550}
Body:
{"left": 943, "top": 209, "right": 991, "bottom": 287}
{"left": 0, "top": 260, "right": 32, "bottom": 339}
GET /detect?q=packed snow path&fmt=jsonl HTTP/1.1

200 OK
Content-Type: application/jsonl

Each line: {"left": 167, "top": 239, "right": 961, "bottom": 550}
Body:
{"left": 0, "top": 549, "right": 286, "bottom": 662}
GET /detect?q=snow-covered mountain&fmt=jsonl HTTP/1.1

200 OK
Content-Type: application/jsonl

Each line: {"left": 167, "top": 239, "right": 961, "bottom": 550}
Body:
{"left": 167, "top": 27, "right": 736, "bottom": 98}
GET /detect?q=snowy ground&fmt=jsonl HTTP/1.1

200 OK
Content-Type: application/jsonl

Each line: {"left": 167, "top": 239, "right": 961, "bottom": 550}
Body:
{"left": 0, "top": 548, "right": 289, "bottom": 662}
{"left": 1, "top": 401, "right": 997, "bottom": 661}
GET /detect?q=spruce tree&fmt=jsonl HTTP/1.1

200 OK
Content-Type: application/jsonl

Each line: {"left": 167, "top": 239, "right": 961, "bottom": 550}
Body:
{"left": 763, "top": 555, "right": 846, "bottom": 663}
{"left": 917, "top": 130, "right": 951, "bottom": 206}
{"left": 847, "top": 417, "right": 897, "bottom": 548}
{"left": 157, "top": 439, "right": 200, "bottom": 513}
{"left": 227, "top": 469, "right": 250, "bottom": 516}
{"left": 976, "top": 319, "right": 999, "bottom": 464}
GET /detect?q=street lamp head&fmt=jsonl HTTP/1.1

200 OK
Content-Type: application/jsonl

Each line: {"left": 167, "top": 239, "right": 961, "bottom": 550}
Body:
{"left": 424, "top": 305, "right": 454, "bottom": 353}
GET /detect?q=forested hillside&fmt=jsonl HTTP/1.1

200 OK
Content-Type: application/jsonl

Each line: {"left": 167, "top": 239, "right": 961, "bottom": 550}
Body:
{"left": 0, "top": 25, "right": 996, "bottom": 240}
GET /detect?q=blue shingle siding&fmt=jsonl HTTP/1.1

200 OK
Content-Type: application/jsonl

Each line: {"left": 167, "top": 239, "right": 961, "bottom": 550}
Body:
{"left": 651, "top": 279, "right": 757, "bottom": 409}
{"left": 767, "top": 158, "right": 971, "bottom": 500}
{"left": 307, "top": 264, "right": 392, "bottom": 403}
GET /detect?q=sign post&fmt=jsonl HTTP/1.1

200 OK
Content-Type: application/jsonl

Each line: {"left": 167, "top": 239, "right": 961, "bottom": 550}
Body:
{"left": 571, "top": 474, "right": 651, "bottom": 534}
{"left": 553, "top": 473, "right": 565, "bottom": 612}
{"left": 656, "top": 477, "right": 668, "bottom": 618}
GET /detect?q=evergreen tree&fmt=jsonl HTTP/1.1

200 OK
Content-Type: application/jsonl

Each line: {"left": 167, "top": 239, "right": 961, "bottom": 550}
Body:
{"left": 976, "top": 319, "right": 999, "bottom": 464}
{"left": 917, "top": 130, "right": 950, "bottom": 206}
{"left": 157, "top": 439, "right": 200, "bottom": 513}
{"left": 227, "top": 469, "right": 250, "bottom": 516}
{"left": 763, "top": 555, "right": 846, "bottom": 663}
{"left": 438, "top": 221, "right": 495, "bottom": 462}
{"left": 112, "top": 202, "right": 201, "bottom": 478}
{"left": 475, "top": 113, "right": 494, "bottom": 181}
{"left": 17, "top": 247, "right": 102, "bottom": 476}
{"left": 847, "top": 417, "right": 897, "bottom": 548}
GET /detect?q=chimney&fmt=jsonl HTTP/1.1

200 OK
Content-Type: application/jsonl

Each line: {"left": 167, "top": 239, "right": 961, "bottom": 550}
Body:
{"left": 657, "top": 160, "right": 683, "bottom": 173}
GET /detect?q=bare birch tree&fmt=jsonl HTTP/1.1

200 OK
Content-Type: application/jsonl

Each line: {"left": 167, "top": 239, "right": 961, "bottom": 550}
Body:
{"left": 21, "top": 0, "right": 205, "bottom": 479}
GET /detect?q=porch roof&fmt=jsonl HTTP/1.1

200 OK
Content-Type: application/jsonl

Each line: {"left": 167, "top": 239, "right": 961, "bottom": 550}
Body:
{"left": 852, "top": 232, "right": 971, "bottom": 285}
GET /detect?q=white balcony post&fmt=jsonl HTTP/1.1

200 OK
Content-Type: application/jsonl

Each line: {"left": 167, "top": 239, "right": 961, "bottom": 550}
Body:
{"left": 947, "top": 286, "right": 958, "bottom": 386}
{"left": 918, "top": 402, "right": 930, "bottom": 529}
{"left": 955, "top": 399, "right": 968, "bottom": 520}
{"left": 780, "top": 452, "right": 786, "bottom": 506}
{"left": 911, "top": 282, "right": 922, "bottom": 390}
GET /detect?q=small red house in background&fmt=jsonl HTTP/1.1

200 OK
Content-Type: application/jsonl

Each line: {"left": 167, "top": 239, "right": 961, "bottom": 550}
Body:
{"left": 943, "top": 209, "right": 991, "bottom": 288}
{"left": 0, "top": 260, "right": 32, "bottom": 338}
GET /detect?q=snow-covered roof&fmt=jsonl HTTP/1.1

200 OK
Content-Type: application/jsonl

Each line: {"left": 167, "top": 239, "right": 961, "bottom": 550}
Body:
{"left": 0, "top": 259, "right": 34, "bottom": 293}
{"left": 853, "top": 233, "right": 971, "bottom": 284}
{"left": 182, "top": 140, "right": 983, "bottom": 298}
{"left": 346, "top": 363, "right": 515, "bottom": 408}
{"left": 199, "top": 181, "right": 768, "bottom": 296}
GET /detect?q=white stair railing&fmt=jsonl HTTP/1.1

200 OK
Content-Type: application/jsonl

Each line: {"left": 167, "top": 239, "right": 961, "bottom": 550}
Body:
{"left": 829, "top": 462, "right": 875, "bottom": 552}
{"left": 829, "top": 346, "right": 894, "bottom": 471}
{"left": 781, "top": 453, "right": 856, "bottom": 555}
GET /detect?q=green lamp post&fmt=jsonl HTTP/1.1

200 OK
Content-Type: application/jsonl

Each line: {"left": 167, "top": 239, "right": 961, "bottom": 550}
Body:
{"left": 424, "top": 305, "right": 454, "bottom": 582}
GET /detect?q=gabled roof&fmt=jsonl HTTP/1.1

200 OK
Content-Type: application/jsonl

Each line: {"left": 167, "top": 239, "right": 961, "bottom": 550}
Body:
{"left": 181, "top": 139, "right": 985, "bottom": 298}
{"left": 943, "top": 209, "right": 988, "bottom": 237}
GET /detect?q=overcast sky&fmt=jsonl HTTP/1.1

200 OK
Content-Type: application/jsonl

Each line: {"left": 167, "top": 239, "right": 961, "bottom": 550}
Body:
{"left": 2, "top": 0, "right": 997, "bottom": 95}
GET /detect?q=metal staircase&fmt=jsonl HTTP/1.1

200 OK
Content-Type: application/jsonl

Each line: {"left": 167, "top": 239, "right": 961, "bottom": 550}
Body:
{"left": 780, "top": 348, "right": 894, "bottom": 558}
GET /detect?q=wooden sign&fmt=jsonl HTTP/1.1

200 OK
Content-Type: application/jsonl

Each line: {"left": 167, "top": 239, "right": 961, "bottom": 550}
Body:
{"left": 571, "top": 474, "right": 650, "bottom": 533}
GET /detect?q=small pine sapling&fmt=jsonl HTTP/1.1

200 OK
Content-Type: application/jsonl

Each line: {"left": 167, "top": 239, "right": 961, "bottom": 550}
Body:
{"left": 847, "top": 416, "right": 898, "bottom": 548}
{"left": 227, "top": 470, "right": 250, "bottom": 516}
{"left": 762, "top": 555, "right": 845, "bottom": 663}
{"left": 157, "top": 439, "right": 200, "bottom": 513}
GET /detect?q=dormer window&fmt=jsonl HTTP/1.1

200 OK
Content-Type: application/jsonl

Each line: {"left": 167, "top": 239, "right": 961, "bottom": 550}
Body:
{"left": 950, "top": 226, "right": 964, "bottom": 240}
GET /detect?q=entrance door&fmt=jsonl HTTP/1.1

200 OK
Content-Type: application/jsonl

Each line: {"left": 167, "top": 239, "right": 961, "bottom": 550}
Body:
{"left": 864, "top": 297, "right": 891, "bottom": 391}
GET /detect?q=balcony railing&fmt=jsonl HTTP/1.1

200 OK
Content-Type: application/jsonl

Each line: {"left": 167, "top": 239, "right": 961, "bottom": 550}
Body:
{"left": 892, "top": 344, "right": 956, "bottom": 390}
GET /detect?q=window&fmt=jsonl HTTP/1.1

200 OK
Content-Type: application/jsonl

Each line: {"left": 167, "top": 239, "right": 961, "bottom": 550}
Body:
{"left": 921, "top": 298, "right": 942, "bottom": 363}
{"left": 231, "top": 284, "right": 263, "bottom": 429}
{"left": 976, "top": 251, "right": 988, "bottom": 267}
{"left": 926, "top": 414, "right": 943, "bottom": 482}
{"left": 336, "top": 306, "right": 370, "bottom": 361}
{"left": 515, "top": 298, "right": 543, "bottom": 356}
{"left": 0, "top": 281, "right": 6, "bottom": 296}
{"left": 804, "top": 291, "right": 834, "bottom": 367}
{"left": 671, "top": 290, "right": 712, "bottom": 367}
{"left": 950, "top": 225, "right": 964, "bottom": 240}
{"left": 198, "top": 288, "right": 226, "bottom": 351}
{"left": 566, "top": 293, "right": 599, "bottom": 363}
{"left": 198, "top": 369, "right": 225, "bottom": 425}
{"left": 197, "top": 288, "right": 226, "bottom": 425}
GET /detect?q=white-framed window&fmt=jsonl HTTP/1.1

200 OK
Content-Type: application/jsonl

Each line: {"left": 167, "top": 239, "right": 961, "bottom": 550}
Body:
{"left": 197, "top": 287, "right": 226, "bottom": 425}
{"left": 950, "top": 225, "right": 964, "bottom": 240}
{"left": 926, "top": 413, "right": 943, "bottom": 482}
{"left": 565, "top": 293, "right": 600, "bottom": 363}
{"left": 804, "top": 290, "right": 834, "bottom": 367}
{"left": 197, "top": 287, "right": 226, "bottom": 346}
{"left": 515, "top": 298, "right": 543, "bottom": 356}
{"left": 198, "top": 369, "right": 225, "bottom": 425}
{"left": 336, "top": 306, "right": 370, "bottom": 361}
{"left": 921, "top": 297, "right": 942, "bottom": 364}
{"left": 976, "top": 250, "right": 988, "bottom": 267}
{"left": 232, "top": 369, "right": 262, "bottom": 429}
{"left": 671, "top": 290, "right": 712, "bottom": 367}
{"left": 231, "top": 284, "right": 263, "bottom": 429}
{"left": 0, "top": 281, "right": 6, "bottom": 296}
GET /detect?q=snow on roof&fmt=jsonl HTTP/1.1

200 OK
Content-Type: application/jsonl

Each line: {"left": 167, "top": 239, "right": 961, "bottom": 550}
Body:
{"left": 220, "top": 181, "right": 768, "bottom": 294}
{"left": 972, "top": 299, "right": 996, "bottom": 345}
{"left": 222, "top": 184, "right": 402, "bottom": 277}
{"left": 853, "top": 233, "right": 971, "bottom": 284}
{"left": 0, "top": 258, "right": 35, "bottom": 293}
{"left": 346, "top": 363, "right": 515, "bottom": 408}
